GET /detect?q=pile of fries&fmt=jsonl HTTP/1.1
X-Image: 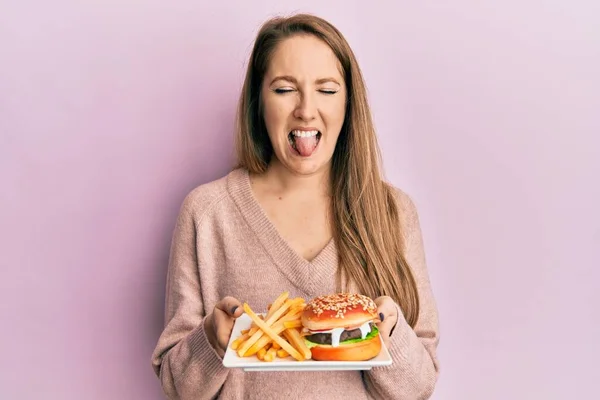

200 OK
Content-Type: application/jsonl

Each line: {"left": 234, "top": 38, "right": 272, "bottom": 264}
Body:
{"left": 230, "top": 292, "right": 312, "bottom": 362}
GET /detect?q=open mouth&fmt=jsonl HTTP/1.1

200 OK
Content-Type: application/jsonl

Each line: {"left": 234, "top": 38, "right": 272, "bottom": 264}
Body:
{"left": 288, "top": 130, "right": 322, "bottom": 157}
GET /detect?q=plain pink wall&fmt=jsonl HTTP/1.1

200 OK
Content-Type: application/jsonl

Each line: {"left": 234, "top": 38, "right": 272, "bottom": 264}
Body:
{"left": 1, "top": 1, "right": 598, "bottom": 399}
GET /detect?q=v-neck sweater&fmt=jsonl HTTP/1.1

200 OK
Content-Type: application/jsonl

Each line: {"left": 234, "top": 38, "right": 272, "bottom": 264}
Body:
{"left": 151, "top": 168, "right": 440, "bottom": 400}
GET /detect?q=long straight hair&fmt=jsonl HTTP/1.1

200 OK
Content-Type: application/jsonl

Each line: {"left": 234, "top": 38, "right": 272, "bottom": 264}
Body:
{"left": 234, "top": 14, "right": 420, "bottom": 327}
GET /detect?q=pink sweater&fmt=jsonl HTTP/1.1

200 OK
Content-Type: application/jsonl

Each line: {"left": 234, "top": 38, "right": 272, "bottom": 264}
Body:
{"left": 151, "top": 168, "right": 440, "bottom": 399}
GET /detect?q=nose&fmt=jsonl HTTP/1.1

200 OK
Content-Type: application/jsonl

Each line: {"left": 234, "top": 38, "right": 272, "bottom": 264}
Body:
{"left": 293, "top": 92, "right": 316, "bottom": 121}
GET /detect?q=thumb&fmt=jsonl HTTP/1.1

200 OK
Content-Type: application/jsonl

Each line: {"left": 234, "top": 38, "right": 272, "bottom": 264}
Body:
{"left": 216, "top": 296, "right": 244, "bottom": 318}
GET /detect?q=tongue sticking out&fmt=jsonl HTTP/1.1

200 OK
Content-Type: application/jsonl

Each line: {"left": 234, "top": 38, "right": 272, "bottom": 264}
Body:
{"left": 294, "top": 135, "right": 319, "bottom": 157}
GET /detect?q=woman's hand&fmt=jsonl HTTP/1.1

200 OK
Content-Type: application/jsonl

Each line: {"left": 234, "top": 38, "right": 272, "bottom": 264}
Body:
{"left": 374, "top": 296, "right": 399, "bottom": 347}
{"left": 203, "top": 296, "right": 244, "bottom": 357}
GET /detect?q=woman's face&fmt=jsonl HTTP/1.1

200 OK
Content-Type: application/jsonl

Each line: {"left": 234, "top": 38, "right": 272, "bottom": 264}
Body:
{"left": 261, "top": 34, "right": 347, "bottom": 176}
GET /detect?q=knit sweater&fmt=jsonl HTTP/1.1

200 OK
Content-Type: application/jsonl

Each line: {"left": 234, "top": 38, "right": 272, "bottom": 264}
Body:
{"left": 151, "top": 168, "right": 440, "bottom": 400}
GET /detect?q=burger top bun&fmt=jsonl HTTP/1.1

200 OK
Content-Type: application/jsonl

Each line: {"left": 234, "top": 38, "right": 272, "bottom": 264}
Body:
{"left": 301, "top": 293, "right": 379, "bottom": 331}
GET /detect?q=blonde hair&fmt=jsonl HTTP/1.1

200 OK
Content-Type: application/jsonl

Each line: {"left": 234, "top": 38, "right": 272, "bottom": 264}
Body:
{"left": 235, "top": 14, "right": 420, "bottom": 327}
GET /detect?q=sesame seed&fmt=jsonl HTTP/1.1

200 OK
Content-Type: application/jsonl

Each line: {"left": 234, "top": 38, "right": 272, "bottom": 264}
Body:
{"left": 305, "top": 293, "right": 377, "bottom": 318}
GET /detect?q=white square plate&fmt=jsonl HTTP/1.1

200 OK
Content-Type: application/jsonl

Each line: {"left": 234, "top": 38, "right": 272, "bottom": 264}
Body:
{"left": 222, "top": 314, "right": 393, "bottom": 372}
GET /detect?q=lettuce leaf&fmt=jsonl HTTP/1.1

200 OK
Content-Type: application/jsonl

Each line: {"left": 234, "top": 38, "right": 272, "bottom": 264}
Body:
{"left": 304, "top": 325, "right": 379, "bottom": 348}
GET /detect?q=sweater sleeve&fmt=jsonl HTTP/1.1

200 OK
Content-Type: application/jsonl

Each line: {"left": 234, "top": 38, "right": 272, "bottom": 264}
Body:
{"left": 151, "top": 194, "right": 229, "bottom": 400}
{"left": 363, "top": 193, "right": 441, "bottom": 400}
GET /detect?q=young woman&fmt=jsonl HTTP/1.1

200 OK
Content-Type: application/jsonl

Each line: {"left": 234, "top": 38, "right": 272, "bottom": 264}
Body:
{"left": 152, "top": 13, "right": 440, "bottom": 400}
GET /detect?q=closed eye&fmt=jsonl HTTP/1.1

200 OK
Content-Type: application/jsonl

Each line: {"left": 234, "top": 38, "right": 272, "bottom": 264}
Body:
{"left": 273, "top": 88, "right": 295, "bottom": 94}
{"left": 273, "top": 88, "right": 338, "bottom": 95}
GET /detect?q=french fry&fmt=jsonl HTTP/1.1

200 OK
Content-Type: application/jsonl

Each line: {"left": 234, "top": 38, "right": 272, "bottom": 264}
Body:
{"left": 230, "top": 333, "right": 249, "bottom": 350}
{"left": 243, "top": 303, "right": 304, "bottom": 361}
{"left": 237, "top": 299, "right": 298, "bottom": 357}
{"left": 265, "top": 347, "right": 277, "bottom": 362}
{"left": 245, "top": 308, "right": 303, "bottom": 356}
{"left": 283, "top": 328, "right": 312, "bottom": 360}
{"left": 283, "top": 320, "right": 302, "bottom": 329}
{"left": 276, "top": 349, "right": 289, "bottom": 358}
{"left": 265, "top": 291, "right": 289, "bottom": 320}
{"left": 228, "top": 292, "right": 309, "bottom": 363}
{"left": 257, "top": 347, "right": 266, "bottom": 360}
{"left": 246, "top": 297, "right": 304, "bottom": 337}
{"left": 249, "top": 314, "right": 265, "bottom": 329}
{"left": 290, "top": 304, "right": 306, "bottom": 314}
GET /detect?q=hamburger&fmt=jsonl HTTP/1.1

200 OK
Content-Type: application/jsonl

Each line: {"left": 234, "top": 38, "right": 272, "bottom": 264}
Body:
{"left": 301, "top": 293, "right": 381, "bottom": 361}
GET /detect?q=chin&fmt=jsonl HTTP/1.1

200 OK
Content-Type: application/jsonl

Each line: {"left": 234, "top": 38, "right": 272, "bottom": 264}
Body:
{"left": 285, "top": 159, "right": 328, "bottom": 176}
{"left": 283, "top": 149, "right": 333, "bottom": 176}
{"left": 301, "top": 293, "right": 382, "bottom": 361}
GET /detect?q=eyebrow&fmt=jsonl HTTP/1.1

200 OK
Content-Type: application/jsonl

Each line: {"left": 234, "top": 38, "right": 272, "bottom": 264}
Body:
{"left": 269, "top": 76, "right": 341, "bottom": 86}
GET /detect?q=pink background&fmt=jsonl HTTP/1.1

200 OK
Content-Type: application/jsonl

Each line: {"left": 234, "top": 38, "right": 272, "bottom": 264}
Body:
{"left": 1, "top": 1, "right": 598, "bottom": 399}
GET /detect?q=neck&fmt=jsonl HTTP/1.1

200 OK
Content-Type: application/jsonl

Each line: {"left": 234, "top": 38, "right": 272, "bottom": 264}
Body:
{"left": 260, "top": 159, "right": 332, "bottom": 198}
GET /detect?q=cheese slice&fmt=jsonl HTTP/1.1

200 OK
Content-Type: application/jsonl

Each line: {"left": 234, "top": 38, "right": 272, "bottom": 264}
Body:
{"left": 308, "top": 321, "right": 372, "bottom": 348}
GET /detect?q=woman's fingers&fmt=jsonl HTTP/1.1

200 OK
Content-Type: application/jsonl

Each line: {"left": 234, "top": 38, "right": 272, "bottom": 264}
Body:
{"left": 216, "top": 296, "right": 244, "bottom": 318}
{"left": 212, "top": 297, "right": 244, "bottom": 353}
{"left": 374, "top": 296, "right": 399, "bottom": 346}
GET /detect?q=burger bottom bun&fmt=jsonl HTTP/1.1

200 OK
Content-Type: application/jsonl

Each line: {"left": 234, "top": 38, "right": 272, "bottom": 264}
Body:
{"left": 309, "top": 333, "right": 382, "bottom": 361}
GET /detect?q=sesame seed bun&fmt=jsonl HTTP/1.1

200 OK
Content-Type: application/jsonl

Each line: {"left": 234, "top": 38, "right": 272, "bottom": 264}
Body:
{"left": 301, "top": 293, "right": 379, "bottom": 331}
{"left": 309, "top": 333, "right": 382, "bottom": 361}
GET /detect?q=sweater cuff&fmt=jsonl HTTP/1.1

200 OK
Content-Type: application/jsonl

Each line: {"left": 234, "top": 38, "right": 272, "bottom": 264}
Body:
{"left": 386, "top": 309, "right": 411, "bottom": 363}
{"left": 187, "top": 319, "right": 228, "bottom": 378}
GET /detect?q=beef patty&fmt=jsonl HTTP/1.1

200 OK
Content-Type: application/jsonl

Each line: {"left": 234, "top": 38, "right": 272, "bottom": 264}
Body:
{"left": 306, "top": 323, "right": 372, "bottom": 345}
